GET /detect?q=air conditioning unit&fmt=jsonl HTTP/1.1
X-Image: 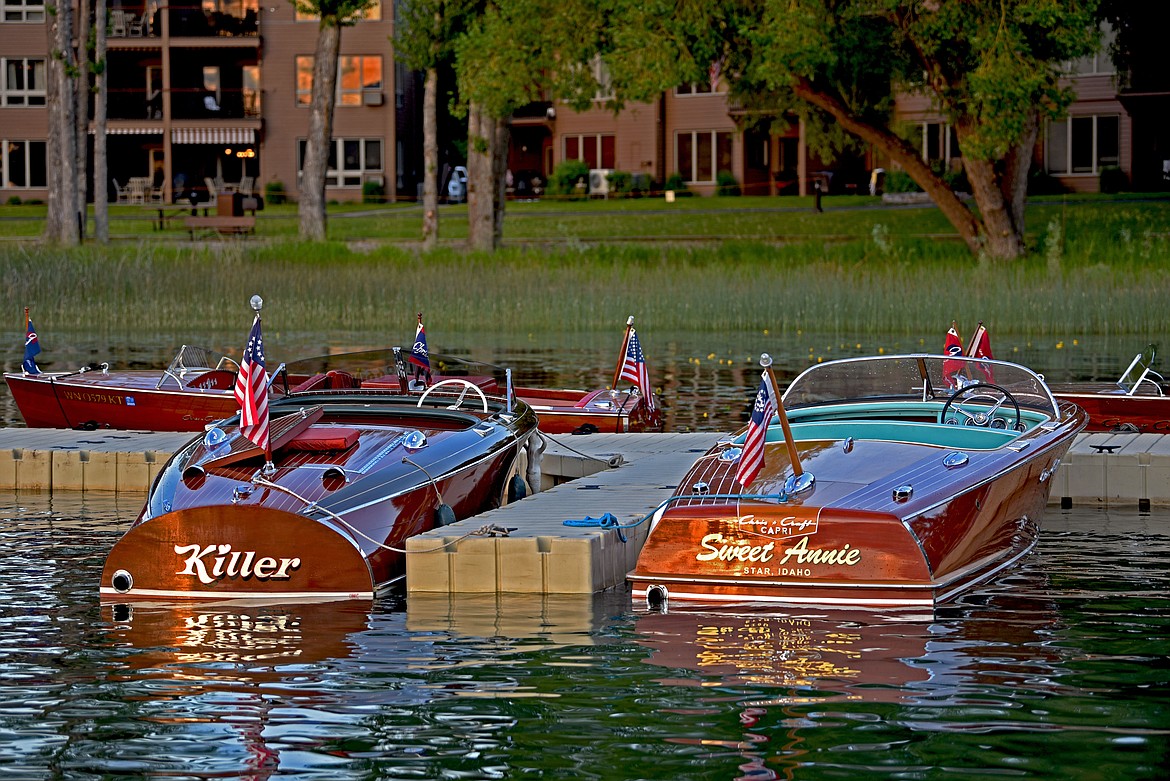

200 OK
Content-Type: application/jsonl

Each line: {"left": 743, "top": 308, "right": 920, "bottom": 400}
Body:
{"left": 589, "top": 168, "right": 613, "bottom": 197}
{"left": 362, "top": 90, "right": 384, "bottom": 106}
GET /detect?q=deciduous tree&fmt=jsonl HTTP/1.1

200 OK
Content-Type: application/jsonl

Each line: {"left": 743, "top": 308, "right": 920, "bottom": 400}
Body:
{"left": 293, "top": 0, "right": 379, "bottom": 241}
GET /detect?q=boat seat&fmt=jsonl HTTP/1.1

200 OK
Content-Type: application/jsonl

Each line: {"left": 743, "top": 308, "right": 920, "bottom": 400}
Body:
{"left": 784, "top": 420, "right": 1019, "bottom": 450}
{"left": 285, "top": 426, "right": 360, "bottom": 452}
{"left": 326, "top": 370, "right": 359, "bottom": 389}
{"left": 185, "top": 369, "right": 237, "bottom": 390}
{"left": 289, "top": 373, "right": 331, "bottom": 392}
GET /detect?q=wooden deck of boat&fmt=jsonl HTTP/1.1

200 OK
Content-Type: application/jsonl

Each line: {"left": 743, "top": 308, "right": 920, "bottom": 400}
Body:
{"left": 1, "top": 426, "right": 1169, "bottom": 595}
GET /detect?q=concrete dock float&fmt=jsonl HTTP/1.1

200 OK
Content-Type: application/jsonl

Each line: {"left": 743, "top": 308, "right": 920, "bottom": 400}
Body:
{"left": 1, "top": 426, "right": 1167, "bottom": 595}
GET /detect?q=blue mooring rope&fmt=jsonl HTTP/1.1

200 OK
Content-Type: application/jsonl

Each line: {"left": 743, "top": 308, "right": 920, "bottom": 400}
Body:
{"left": 561, "top": 491, "right": 790, "bottom": 544}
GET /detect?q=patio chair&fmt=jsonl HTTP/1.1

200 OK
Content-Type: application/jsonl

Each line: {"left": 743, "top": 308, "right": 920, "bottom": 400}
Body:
{"left": 203, "top": 177, "right": 219, "bottom": 207}
{"left": 109, "top": 9, "right": 128, "bottom": 37}
{"left": 112, "top": 178, "right": 130, "bottom": 204}
{"left": 238, "top": 176, "right": 254, "bottom": 197}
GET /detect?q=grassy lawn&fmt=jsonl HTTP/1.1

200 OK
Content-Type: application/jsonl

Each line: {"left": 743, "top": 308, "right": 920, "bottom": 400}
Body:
{"left": 2, "top": 192, "right": 1168, "bottom": 339}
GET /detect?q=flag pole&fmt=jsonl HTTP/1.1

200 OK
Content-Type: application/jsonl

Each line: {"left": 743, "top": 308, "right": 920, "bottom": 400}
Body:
{"left": 249, "top": 294, "right": 274, "bottom": 473}
{"left": 761, "top": 353, "right": 814, "bottom": 495}
{"left": 612, "top": 315, "right": 634, "bottom": 391}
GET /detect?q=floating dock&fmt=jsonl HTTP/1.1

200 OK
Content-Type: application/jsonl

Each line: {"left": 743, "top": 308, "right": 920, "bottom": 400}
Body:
{"left": 1, "top": 427, "right": 1166, "bottom": 595}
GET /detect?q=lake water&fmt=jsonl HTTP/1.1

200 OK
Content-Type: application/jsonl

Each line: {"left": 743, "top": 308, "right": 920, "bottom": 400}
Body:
{"left": 0, "top": 329, "right": 1151, "bottom": 433}
{"left": 0, "top": 494, "right": 1165, "bottom": 780}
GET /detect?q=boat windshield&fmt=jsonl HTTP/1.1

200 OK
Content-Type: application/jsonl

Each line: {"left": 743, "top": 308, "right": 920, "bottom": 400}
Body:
{"left": 1117, "top": 345, "right": 1162, "bottom": 395}
{"left": 165, "top": 345, "right": 240, "bottom": 375}
{"left": 783, "top": 354, "right": 1060, "bottom": 417}
{"left": 281, "top": 348, "right": 513, "bottom": 392}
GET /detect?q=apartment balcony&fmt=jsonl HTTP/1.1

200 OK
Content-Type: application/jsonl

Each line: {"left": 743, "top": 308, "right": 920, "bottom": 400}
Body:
{"left": 106, "top": 6, "right": 260, "bottom": 43}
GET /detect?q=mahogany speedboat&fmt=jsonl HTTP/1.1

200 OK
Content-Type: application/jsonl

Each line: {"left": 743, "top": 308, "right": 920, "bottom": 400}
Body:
{"left": 4, "top": 344, "right": 246, "bottom": 431}
{"left": 513, "top": 317, "right": 663, "bottom": 434}
{"left": 629, "top": 353, "right": 1087, "bottom": 610}
{"left": 100, "top": 352, "right": 541, "bottom": 603}
{"left": 1049, "top": 345, "right": 1168, "bottom": 432}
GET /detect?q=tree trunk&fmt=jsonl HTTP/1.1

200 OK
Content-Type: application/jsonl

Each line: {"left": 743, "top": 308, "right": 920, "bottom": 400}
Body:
{"left": 1001, "top": 113, "right": 1038, "bottom": 241}
{"left": 75, "top": 0, "right": 92, "bottom": 239}
{"left": 44, "top": 3, "right": 80, "bottom": 245}
{"left": 963, "top": 157, "right": 1023, "bottom": 259}
{"left": 298, "top": 21, "right": 342, "bottom": 241}
{"left": 490, "top": 117, "right": 509, "bottom": 246}
{"left": 466, "top": 101, "right": 495, "bottom": 251}
{"left": 421, "top": 67, "right": 438, "bottom": 250}
{"left": 93, "top": 0, "right": 109, "bottom": 242}
{"left": 790, "top": 76, "right": 1030, "bottom": 259}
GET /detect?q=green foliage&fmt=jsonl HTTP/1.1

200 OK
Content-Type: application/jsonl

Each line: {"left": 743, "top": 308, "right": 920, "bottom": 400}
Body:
{"left": 607, "top": 171, "right": 633, "bottom": 196}
{"left": 6, "top": 196, "right": 21, "bottom": 206}
{"left": 548, "top": 160, "right": 590, "bottom": 198}
{"left": 883, "top": 170, "right": 920, "bottom": 193}
{"left": 1100, "top": 166, "right": 1128, "bottom": 194}
{"left": 663, "top": 172, "right": 690, "bottom": 195}
{"left": 362, "top": 180, "right": 385, "bottom": 203}
{"left": 716, "top": 170, "right": 740, "bottom": 196}
{"left": 265, "top": 180, "right": 287, "bottom": 205}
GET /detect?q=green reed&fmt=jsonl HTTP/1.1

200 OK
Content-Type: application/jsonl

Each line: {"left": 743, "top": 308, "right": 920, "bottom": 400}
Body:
{"left": 2, "top": 194, "right": 1167, "bottom": 340}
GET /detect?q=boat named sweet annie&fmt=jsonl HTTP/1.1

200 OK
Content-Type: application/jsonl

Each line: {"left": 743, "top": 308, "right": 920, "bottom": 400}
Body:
{"left": 629, "top": 353, "right": 1087, "bottom": 610}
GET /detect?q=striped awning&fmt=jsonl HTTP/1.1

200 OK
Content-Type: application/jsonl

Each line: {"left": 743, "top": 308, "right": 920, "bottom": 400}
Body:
{"left": 171, "top": 127, "right": 255, "bottom": 145}
{"left": 96, "top": 126, "right": 162, "bottom": 135}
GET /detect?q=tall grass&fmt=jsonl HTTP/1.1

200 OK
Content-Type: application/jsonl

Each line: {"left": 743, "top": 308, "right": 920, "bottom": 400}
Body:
{"left": 2, "top": 194, "right": 1168, "bottom": 340}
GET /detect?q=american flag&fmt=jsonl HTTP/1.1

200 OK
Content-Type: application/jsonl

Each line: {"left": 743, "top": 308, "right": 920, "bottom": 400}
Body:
{"left": 233, "top": 313, "right": 269, "bottom": 451}
{"left": 736, "top": 373, "right": 776, "bottom": 487}
{"left": 619, "top": 329, "right": 654, "bottom": 410}
{"left": 22, "top": 312, "right": 41, "bottom": 375}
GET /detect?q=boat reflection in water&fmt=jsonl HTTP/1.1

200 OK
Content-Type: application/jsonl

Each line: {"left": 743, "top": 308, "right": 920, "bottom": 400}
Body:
{"left": 633, "top": 583, "right": 1065, "bottom": 780}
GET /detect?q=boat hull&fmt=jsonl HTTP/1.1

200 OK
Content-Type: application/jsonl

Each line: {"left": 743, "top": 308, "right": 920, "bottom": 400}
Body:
{"left": 1050, "top": 385, "right": 1170, "bottom": 432}
{"left": 4, "top": 371, "right": 238, "bottom": 431}
{"left": 514, "top": 386, "right": 662, "bottom": 434}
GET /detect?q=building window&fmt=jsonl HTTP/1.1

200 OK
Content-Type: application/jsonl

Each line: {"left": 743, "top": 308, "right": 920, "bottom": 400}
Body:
{"left": 1, "top": 58, "right": 47, "bottom": 106}
{"left": 922, "top": 122, "right": 960, "bottom": 166}
{"left": 1068, "top": 24, "right": 1115, "bottom": 76}
{"left": 676, "top": 62, "right": 723, "bottom": 95}
{"left": 2, "top": 0, "right": 45, "bottom": 22}
{"left": 297, "top": 137, "right": 383, "bottom": 187}
{"left": 675, "top": 130, "right": 732, "bottom": 183}
{"left": 296, "top": 56, "right": 383, "bottom": 106}
{"left": 2, "top": 140, "right": 47, "bottom": 188}
{"left": 1046, "top": 115, "right": 1120, "bottom": 175}
{"left": 562, "top": 134, "right": 615, "bottom": 169}
{"left": 296, "top": 1, "right": 381, "bottom": 21}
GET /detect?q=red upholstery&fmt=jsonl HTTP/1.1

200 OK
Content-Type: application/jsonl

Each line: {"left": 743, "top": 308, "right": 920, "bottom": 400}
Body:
{"left": 286, "top": 426, "right": 360, "bottom": 451}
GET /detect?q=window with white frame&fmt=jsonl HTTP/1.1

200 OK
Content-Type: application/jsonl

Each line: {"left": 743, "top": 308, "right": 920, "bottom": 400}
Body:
{"left": 675, "top": 130, "right": 732, "bottom": 183}
{"left": 1046, "top": 114, "right": 1119, "bottom": 175}
{"left": 296, "top": 55, "right": 382, "bottom": 106}
{"left": 2, "top": 139, "right": 47, "bottom": 188}
{"left": 676, "top": 61, "right": 724, "bottom": 95}
{"left": 297, "top": 137, "right": 383, "bottom": 187}
{"left": 2, "top": 0, "right": 45, "bottom": 22}
{"left": 1068, "top": 24, "right": 1116, "bottom": 76}
{"left": 922, "top": 122, "right": 960, "bottom": 166}
{"left": 563, "top": 134, "right": 615, "bottom": 169}
{"left": 1, "top": 57, "right": 46, "bottom": 106}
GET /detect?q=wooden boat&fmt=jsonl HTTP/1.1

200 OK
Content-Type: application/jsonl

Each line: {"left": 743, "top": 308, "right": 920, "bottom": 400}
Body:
{"left": 629, "top": 353, "right": 1087, "bottom": 610}
{"left": 4, "top": 344, "right": 245, "bottom": 431}
{"left": 1049, "top": 345, "right": 1168, "bottom": 432}
{"left": 5, "top": 320, "right": 662, "bottom": 434}
{"left": 100, "top": 349, "right": 542, "bottom": 603}
{"left": 512, "top": 317, "right": 662, "bottom": 433}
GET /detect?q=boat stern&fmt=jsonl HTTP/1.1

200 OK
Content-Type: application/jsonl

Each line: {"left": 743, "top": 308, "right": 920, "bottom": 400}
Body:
{"left": 629, "top": 501, "right": 937, "bottom": 609}
{"left": 100, "top": 505, "right": 375, "bottom": 602}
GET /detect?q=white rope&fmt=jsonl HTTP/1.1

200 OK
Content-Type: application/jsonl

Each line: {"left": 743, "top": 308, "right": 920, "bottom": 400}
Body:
{"left": 251, "top": 477, "right": 506, "bottom": 554}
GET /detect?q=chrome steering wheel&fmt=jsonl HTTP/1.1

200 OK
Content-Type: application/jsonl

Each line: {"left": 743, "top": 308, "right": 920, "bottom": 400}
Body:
{"left": 939, "top": 382, "right": 1022, "bottom": 430}
{"left": 415, "top": 378, "right": 489, "bottom": 413}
